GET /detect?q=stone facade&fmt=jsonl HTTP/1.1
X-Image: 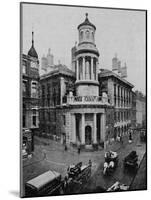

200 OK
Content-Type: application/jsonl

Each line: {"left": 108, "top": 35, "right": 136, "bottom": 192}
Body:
{"left": 39, "top": 14, "right": 135, "bottom": 150}
{"left": 99, "top": 69, "right": 134, "bottom": 141}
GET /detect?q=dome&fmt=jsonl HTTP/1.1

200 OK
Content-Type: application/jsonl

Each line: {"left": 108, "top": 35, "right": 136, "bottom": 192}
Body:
{"left": 78, "top": 13, "right": 96, "bottom": 30}
{"left": 28, "top": 31, "right": 38, "bottom": 59}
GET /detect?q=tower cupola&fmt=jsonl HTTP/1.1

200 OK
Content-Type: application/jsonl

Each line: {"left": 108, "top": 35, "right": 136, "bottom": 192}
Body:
{"left": 74, "top": 13, "right": 100, "bottom": 97}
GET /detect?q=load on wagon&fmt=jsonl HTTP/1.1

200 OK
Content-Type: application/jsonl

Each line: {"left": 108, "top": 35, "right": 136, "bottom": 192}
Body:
{"left": 25, "top": 170, "right": 62, "bottom": 197}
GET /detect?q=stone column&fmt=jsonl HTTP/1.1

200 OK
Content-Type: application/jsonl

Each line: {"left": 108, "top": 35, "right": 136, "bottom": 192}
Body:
{"left": 96, "top": 59, "right": 99, "bottom": 81}
{"left": 116, "top": 84, "right": 118, "bottom": 108}
{"left": 119, "top": 86, "right": 121, "bottom": 107}
{"left": 81, "top": 113, "right": 85, "bottom": 144}
{"left": 91, "top": 57, "right": 93, "bottom": 80}
{"left": 82, "top": 57, "right": 85, "bottom": 80}
{"left": 93, "top": 113, "right": 97, "bottom": 143}
{"left": 72, "top": 114, "right": 76, "bottom": 143}
{"left": 100, "top": 113, "right": 105, "bottom": 142}
{"left": 76, "top": 59, "right": 79, "bottom": 80}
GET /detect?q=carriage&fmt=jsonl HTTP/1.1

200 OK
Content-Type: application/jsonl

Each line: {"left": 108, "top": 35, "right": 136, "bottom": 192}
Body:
{"left": 140, "top": 128, "right": 146, "bottom": 142}
{"left": 124, "top": 151, "right": 138, "bottom": 171}
{"left": 103, "top": 151, "right": 118, "bottom": 175}
{"left": 63, "top": 161, "right": 92, "bottom": 194}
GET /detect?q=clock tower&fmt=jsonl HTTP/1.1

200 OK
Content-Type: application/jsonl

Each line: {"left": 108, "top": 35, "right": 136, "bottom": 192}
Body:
{"left": 22, "top": 31, "right": 39, "bottom": 133}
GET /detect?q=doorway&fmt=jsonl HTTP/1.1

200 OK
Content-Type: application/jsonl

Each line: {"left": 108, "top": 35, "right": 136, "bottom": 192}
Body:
{"left": 85, "top": 125, "right": 92, "bottom": 145}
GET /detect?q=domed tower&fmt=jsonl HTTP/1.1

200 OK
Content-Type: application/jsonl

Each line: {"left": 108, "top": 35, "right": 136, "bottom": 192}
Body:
{"left": 75, "top": 13, "right": 100, "bottom": 96}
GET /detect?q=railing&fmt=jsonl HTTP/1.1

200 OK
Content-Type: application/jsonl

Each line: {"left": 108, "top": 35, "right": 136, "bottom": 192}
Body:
{"left": 63, "top": 95, "right": 110, "bottom": 105}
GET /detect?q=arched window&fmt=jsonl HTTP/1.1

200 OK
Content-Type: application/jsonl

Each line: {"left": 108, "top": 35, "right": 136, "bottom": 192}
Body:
{"left": 86, "top": 30, "right": 90, "bottom": 39}
{"left": 92, "top": 31, "right": 94, "bottom": 40}
{"left": 80, "top": 31, "right": 83, "bottom": 40}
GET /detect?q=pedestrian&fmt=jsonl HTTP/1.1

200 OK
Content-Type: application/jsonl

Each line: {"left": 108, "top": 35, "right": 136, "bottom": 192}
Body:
{"left": 78, "top": 145, "right": 81, "bottom": 154}
{"left": 120, "top": 135, "right": 123, "bottom": 144}
{"left": 64, "top": 144, "right": 67, "bottom": 151}
{"left": 129, "top": 130, "right": 132, "bottom": 143}
{"left": 89, "top": 159, "right": 92, "bottom": 167}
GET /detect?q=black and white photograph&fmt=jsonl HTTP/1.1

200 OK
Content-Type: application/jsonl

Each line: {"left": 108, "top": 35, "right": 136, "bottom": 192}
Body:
{"left": 20, "top": 2, "right": 147, "bottom": 198}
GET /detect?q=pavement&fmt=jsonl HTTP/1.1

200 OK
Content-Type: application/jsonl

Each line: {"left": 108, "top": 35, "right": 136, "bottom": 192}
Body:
{"left": 22, "top": 131, "right": 146, "bottom": 196}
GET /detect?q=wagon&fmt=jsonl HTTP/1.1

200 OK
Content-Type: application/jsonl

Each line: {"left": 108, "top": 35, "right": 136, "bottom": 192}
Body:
{"left": 63, "top": 161, "right": 92, "bottom": 194}
{"left": 124, "top": 151, "right": 138, "bottom": 171}
{"left": 103, "top": 151, "right": 118, "bottom": 175}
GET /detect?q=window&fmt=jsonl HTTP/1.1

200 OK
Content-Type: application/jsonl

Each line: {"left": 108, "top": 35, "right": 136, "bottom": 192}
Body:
{"left": 23, "top": 80, "right": 27, "bottom": 96}
{"left": 114, "top": 112, "right": 116, "bottom": 121}
{"left": 92, "top": 32, "right": 94, "bottom": 40}
{"left": 23, "top": 115, "right": 26, "bottom": 127}
{"left": 80, "top": 31, "right": 83, "bottom": 39}
{"left": 31, "top": 81, "right": 38, "bottom": 98}
{"left": 86, "top": 30, "right": 90, "bottom": 39}
{"left": 32, "top": 109, "right": 38, "bottom": 126}
{"left": 23, "top": 64, "right": 26, "bottom": 74}
{"left": 33, "top": 116, "right": 36, "bottom": 126}
{"left": 63, "top": 115, "right": 66, "bottom": 126}
{"left": 23, "top": 81, "right": 26, "bottom": 92}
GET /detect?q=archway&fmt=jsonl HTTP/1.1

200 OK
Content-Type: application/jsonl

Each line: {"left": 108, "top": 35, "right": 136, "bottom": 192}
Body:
{"left": 85, "top": 125, "right": 92, "bottom": 145}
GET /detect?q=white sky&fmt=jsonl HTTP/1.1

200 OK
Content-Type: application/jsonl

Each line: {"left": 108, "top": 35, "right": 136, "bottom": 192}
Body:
{"left": 22, "top": 3, "right": 146, "bottom": 94}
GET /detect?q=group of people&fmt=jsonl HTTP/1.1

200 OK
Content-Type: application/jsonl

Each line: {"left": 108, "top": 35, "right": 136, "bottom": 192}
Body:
{"left": 116, "top": 129, "right": 133, "bottom": 144}
{"left": 64, "top": 142, "right": 81, "bottom": 154}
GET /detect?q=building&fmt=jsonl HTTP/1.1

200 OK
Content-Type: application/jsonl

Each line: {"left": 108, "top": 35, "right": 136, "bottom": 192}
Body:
{"left": 41, "top": 48, "right": 54, "bottom": 73}
{"left": 39, "top": 13, "right": 134, "bottom": 149}
{"left": 131, "top": 91, "right": 137, "bottom": 128}
{"left": 99, "top": 68, "right": 134, "bottom": 141}
{"left": 22, "top": 31, "right": 39, "bottom": 153}
{"left": 135, "top": 91, "right": 146, "bottom": 128}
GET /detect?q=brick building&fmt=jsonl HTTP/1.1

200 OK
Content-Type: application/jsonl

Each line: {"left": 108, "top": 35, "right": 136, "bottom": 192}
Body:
{"left": 22, "top": 31, "right": 39, "bottom": 153}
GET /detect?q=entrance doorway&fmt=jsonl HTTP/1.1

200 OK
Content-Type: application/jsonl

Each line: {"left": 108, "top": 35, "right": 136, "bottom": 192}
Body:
{"left": 85, "top": 125, "right": 92, "bottom": 145}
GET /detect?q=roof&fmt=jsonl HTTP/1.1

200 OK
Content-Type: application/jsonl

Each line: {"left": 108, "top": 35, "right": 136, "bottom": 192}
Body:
{"left": 28, "top": 45, "right": 38, "bottom": 59}
{"left": 26, "top": 170, "right": 61, "bottom": 189}
{"left": 78, "top": 13, "right": 96, "bottom": 30}
{"left": 40, "top": 64, "right": 75, "bottom": 80}
{"left": 99, "top": 69, "right": 134, "bottom": 88}
{"left": 28, "top": 31, "right": 38, "bottom": 59}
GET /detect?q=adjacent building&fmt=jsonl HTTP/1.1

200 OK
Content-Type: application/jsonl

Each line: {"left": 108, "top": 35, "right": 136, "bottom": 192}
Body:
{"left": 135, "top": 91, "right": 146, "bottom": 128}
{"left": 22, "top": 31, "right": 39, "bottom": 153}
{"left": 99, "top": 68, "right": 134, "bottom": 141}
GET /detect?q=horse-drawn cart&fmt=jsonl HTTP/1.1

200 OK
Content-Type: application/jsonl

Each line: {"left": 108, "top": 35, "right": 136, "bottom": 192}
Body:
{"left": 63, "top": 161, "right": 92, "bottom": 194}
{"left": 124, "top": 151, "right": 138, "bottom": 171}
{"left": 103, "top": 151, "right": 118, "bottom": 175}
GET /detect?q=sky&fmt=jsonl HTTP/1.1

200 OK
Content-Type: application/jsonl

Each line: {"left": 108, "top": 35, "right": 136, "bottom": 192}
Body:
{"left": 22, "top": 3, "right": 146, "bottom": 94}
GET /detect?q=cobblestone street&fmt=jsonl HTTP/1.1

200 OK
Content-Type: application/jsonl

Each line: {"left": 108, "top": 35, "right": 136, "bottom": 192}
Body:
{"left": 22, "top": 131, "right": 146, "bottom": 195}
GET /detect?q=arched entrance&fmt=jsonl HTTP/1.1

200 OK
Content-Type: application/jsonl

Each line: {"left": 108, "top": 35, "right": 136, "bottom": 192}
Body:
{"left": 85, "top": 125, "right": 92, "bottom": 145}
